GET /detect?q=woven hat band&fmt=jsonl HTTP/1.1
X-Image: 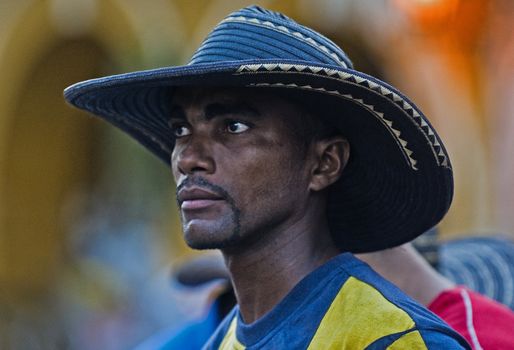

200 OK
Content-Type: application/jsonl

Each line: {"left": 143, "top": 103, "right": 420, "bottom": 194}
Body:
{"left": 189, "top": 7, "right": 352, "bottom": 68}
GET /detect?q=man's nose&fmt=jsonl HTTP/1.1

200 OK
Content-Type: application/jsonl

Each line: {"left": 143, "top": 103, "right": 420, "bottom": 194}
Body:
{"left": 174, "top": 136, "right": 215, "bottom": 175}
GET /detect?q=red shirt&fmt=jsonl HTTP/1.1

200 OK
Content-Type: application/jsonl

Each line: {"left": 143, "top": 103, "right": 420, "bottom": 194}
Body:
{"left": 429, "top": 287, "right": 514, "bottom": 350}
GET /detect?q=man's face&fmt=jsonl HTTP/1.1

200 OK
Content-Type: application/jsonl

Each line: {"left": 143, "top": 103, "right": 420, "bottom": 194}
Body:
{"left": 170, "top": 87, "right": 313, "bottom": 250}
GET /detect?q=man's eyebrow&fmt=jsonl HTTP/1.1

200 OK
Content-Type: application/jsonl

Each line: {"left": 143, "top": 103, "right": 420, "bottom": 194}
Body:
{"left": 168, "top": 101, "right": 261, "bottom": 123}
{"left": 204, "top": 102, "right": 261, "bottom": 121}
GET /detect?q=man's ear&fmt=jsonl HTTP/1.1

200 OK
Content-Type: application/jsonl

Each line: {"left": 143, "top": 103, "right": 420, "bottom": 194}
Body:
{"left": 309, "top": 136, "right": 350, "bottom": 192}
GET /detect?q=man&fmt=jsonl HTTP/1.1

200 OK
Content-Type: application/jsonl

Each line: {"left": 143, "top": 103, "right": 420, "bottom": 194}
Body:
{"left": 65, "top": 6, "right": 470, "bottom": 349}
{"left": 137, "top": 236, "right": 514, "bottom": 349}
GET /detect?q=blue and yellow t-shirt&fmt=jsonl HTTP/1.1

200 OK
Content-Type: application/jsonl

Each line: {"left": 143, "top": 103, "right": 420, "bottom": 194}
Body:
{"left": 203, "top": 253, "right": 470, "bottom": 349}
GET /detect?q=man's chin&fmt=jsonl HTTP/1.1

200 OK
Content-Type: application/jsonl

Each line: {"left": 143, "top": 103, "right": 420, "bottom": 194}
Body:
{"left": 183, "top": 226, "right": 241, "bottom": 250}
{"left": 184, "top": 236, "right": 241, "bottom": 250}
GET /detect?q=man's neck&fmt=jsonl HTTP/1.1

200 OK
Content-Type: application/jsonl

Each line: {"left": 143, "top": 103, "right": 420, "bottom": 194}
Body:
{"left": 222, "top": 209, "right": 339, "bottom": 324}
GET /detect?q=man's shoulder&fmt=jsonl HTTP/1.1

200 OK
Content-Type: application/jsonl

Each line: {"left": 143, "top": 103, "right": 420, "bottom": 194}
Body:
{"left": 316, "top": 255, "right": 471, "bottom": 349}
{"left": 310, "top": 274, "right": 462, "bottom": 346}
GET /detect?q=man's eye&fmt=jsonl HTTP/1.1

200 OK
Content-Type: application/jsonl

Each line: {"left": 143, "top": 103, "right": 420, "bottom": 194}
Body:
{"left": 226, "top": 121, "right": 250, "bottom": 134}
{"left": 171, "top": 125, "right": 192, "bottom": 138}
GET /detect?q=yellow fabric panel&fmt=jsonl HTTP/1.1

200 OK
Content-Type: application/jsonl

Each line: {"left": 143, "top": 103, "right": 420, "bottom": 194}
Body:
{"left": 218, "top": 317, "right": 245, "bottom": 350}
{"left": 387, "top": 330, "right": 427, "bottom": 349}
{"left": 307, "top": 276, "right": 417, "bottom": 349}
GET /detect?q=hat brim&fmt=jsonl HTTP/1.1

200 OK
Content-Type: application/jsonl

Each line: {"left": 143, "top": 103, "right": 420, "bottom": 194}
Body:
{"left": 64, "top": 58, "right": 453, "bottom": 253}
{"left": 439, "top": 236, "right": 514, "bottom": 309}
{"left": 173, "top": 253, "right": 229, "bottom": 287}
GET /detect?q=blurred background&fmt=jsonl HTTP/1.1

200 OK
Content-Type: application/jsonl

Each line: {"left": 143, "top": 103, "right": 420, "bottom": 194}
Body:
{"left": 0, "top": 0, "right": 512, "bottom": 349}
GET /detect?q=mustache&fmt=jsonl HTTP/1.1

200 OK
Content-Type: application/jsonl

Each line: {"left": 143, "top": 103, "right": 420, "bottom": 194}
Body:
{"left": 176, "top": 177, "right": 232, "bottom": 204}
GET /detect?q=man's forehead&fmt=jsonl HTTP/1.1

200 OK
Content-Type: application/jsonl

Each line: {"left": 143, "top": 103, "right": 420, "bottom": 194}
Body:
{"left": 169, "top": 87, "right": 265, "bottom": 122}
{"left": 170, "top": 86, "right": 305, "bottom": 112}
{"left": 172, "top": 87, "right": 254, "bottom": 107}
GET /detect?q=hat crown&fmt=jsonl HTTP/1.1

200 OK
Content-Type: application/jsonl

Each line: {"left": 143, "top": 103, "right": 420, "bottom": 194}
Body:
{"left": 189, "top": 6, "right": 354, "bottom": 69}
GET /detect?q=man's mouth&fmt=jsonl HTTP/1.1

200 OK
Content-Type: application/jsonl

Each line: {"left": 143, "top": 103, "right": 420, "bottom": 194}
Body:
{"left": 177, "top": 187, "right": 225, "bottom": 210}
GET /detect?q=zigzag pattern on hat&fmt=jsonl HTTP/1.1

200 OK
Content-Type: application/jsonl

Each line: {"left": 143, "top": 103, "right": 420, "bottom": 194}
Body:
{"left": 247, "top": 82, "right": 418, "bottom": 171}
{"left": 237, "top": 63, "right": 450, "bottom": 169}
{"left": 220, "top": 16, "right": 349, "bottom": 69}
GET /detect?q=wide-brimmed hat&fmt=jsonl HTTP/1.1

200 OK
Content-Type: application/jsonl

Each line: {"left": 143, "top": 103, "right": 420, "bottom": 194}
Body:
{"left": 64, "top": 6, "right": 453, "bottom": 253}
{"left": 173, "top": 253, "right": 229, "bottom": 287}
{"left": 439, "top": 236, "right": 514, "bottom": 310}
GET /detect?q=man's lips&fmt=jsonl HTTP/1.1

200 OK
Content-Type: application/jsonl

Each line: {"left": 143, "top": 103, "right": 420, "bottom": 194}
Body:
{"left": 177, "top": 187, "right": 224, "bottom": 210}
